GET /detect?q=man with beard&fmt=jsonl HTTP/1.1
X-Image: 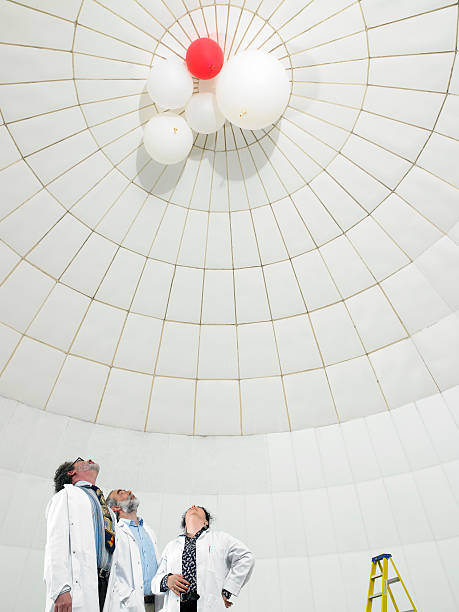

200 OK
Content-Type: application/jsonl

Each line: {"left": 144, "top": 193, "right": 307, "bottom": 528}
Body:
{"left": 107, "top": 489, "right": 160, "bottom": 612}
{"left": 44, "top": 458, "right": 119, "bottom": 612}
{"left": 152, "top": 505, "right": 254, "bottom": 612}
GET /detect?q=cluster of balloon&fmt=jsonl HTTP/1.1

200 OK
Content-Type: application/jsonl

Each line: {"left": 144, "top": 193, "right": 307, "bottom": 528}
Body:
{"left": 144, "top": 38, "right": 290, "bottom": 165}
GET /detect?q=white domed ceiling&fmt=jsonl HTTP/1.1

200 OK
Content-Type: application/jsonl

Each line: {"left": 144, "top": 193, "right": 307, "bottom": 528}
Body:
{"left": 0, "top": 0, "right": 458, "bottom": 435}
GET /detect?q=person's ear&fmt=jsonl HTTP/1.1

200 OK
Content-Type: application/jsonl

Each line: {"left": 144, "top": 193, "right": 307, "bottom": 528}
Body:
{"left": 67, "top": 470, "right": 75, "bottom": 477}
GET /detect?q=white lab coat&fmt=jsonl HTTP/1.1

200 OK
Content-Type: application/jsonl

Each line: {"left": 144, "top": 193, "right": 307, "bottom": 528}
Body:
{"left": 116, "top": 519, "right": 162, "bottom": 611}
{"left": 151, "top": 529, "right": 254, "bottom": 612}
{"left": 43, "top": 484, "right": 120, "bottom": 612}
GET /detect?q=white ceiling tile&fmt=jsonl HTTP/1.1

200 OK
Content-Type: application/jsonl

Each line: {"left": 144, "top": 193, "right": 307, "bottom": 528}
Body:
{"left": 0, "top": 81, "right": 77, "bottom": 123}
{"left": 263, "top": 260, "right": 306, "bottom": 319}
{"left": 230, "top": 210, "right": 261, "bottom": 269}
{"left": 362, "top": 0, "right": 452, "bottom": 27}
{"left": 0, "top": 337, "right": 65, "bottom": 408}
{"left": 234, "top": 267, "right": 271, "bottom": 323}
{"left": 347, "top": 216, "right": 409, "bottom": 281}
{"left": 27, "top": 131, "right": 98, "bottom": 185}
{"left": 341, "top": 134, "right": 411, "bottom": 189}
{"left": 0, "top": 126, "right": 20, "bottom": 170}
{"left": 28, "top": 284, "right": 90, "bottom": 351}
{"left": 436, "top": 94, "right": 459, "bottom": 140}
{"left": 310, "top": 172, "right": 366, "bottom": 230}
{"left": 291, "top": 186, "right": 341, "bottom": 246}
{"left": 327, "top": 355, "right": 387, "bottom": 420}
{"left": 284, "top": 369, "right": 337, "bottom": 429}
{"left": 310, "top": 301, "right": 364, "bottom": 365}
{"left": 417, "top": 133, "right": 459, "bottom": 188}
{"left": 205, "top": 213, "right": 233, "bottom": 269}
{"left": 0, "top": 0, "right": 74, "bottom": 49}
{"left": 369, "top": 52, "right": 454, "bottom": 92}
{"left": 274, "top": 315, "right": 322, "bottom": 374}
{"left": 271, "top": 197, "right": 315, "bottom": 257}
{"left": 114, "top": 313, "right": 162, "bottom": 374}
{"left": 416, "top": 237, "right": 459, "bottom": 310}
{"left": 147, "top": 377, "right": 194, "bottom": 434}
{"left": 382, "top": 263, "right": 450, "bottom": 334}
{"left": 176, "top": 209, "right": 208, "bottom": 268}
{"left": 354, "top": 112, "right": 429, "bottom": 161}
{"left": 98, "top": 368, "right": 151, "bottom": 430}
{"left": 72, "top": 300, "right": 126, "bottom": 364}
{"left": 292, "top": 250, "right": 341, "bottom": 311}
{"left": 370, "top": 339, "right": 437, "bottom": 408}
{"left": 363, "top": 86, "right": 444, "bottom": 130}
{"left": 368, "top": 7, "right": 457, "bottom": 56}
{"left": 238, "top": 148, "right": 268, "bottom": 208}
{"left": 0, "top": 45, "right": 72, "bottom": 84}
{"left": 149, "top": 205, "right": 188, "bottom": 264}
{"left": 166, "top": 266, "right": 203, "bottom": 324}
{"left": 373, "top": 193, "right": 442, "bottom": 259}
{"left": 47, "top": 151, "right": 113, "bottom": 210}
{"left": 0, "top": 242, "right": 19, "bottom": 283}
{"left": 47, "top": 355, "right": 108, "bottom": 421}
{"left": 96, "top": 183, "right": 147, "bottom": 245}
{"left": 0, "top": 261, "right": 54, "bottom": 332}
{"left": 346, "top": 285, "right": 406, "bottom": 353}
{"left": 0, "top": 190, "right": 63, "bottom": 256}
{"left": 95, "top": 248, "right": 145, "bottom": 310}
{"left": 201, "top": 270, "right": 235, "bottom": 324}
{"left": 122, "top": 194, "right": 167, "bottom": 256}
{"left": 396, "top": 166, "right": 459, "bottom": 232}
{"left": 71, "top": 170, "right": 129, "bottom": 228}
{"left": 251, "top": 205, "right": 288, "bottom": 265}
{"left": 8, "top": 107, "right": 86, "bottom": 157}
{"left": 320, "top": 235, "right": 374, "bottom": 297}
{"left": 131, "top": 259, "right": 174, "bottom": 318}
{"left": 195, "top": 380, "right": 240, "bottom": 435}
{"left": 327, "top": 154, "right": 390, "bottom": 213}
{"left": 0, "top": 322, "right": 20, "bottom": 372}
{"left": 238, "top": 322, "right": 280, "bottom": 378}
{"left": 156, "top": 321, "right": 199, "bottom": 378}
{"left": 0, "top": 161, "right": 42, "bottom": 220}
{"left": 198, "top": 325, "right": 238, "bottom": 379}
{"left": 427, "top": 346, "right": 458, "bottom": 409}
{"left": 241, "top": 377, "right": 289, "bottom": 434}
{"left": 189, "top": 150, "right": 214, "bottom": 211}
{"left": 60, "top": 232, "right": 117, "bottom": 296}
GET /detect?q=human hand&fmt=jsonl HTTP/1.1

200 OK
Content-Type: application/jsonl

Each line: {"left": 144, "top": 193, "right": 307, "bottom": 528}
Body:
{"left": 222, "top": 593, "right": 233, "bottom": 608}
{"left": 167, "top": 574, "right": 190, "bottom": 596}
{"left": 54, "top": 591, "right": 72, "bottom": 612}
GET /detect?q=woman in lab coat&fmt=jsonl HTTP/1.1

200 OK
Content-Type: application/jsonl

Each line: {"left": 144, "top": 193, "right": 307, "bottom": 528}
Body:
{"left": 151, "top": 506, "right": 254, "bottom": 612}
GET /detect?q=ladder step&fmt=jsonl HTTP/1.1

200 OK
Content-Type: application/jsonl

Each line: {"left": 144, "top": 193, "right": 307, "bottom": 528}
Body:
{"left": 369, "top": 593, "right": 382, "bottom": 599}
{"left": 388, "top": 577, "right": 400, "bottom": 585}
{"left": 370, "top": 573, "right": 382, "bottom": 580}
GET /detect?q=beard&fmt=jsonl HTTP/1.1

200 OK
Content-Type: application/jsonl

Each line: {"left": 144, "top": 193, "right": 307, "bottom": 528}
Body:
{"left": 118, "top": 495, "right": 140, "bottom": 513}
{"left": 78, "top": 462, "right": 100, "bottom": 474}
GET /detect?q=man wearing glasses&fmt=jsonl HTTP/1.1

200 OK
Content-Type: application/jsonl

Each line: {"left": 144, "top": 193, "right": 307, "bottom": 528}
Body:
{"left": 44, "top": 458, "right": 119, "bottom": 612}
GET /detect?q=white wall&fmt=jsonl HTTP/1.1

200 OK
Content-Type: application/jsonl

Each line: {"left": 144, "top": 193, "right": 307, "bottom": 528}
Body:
{"left": 1, "top": 387, "right": 459, "bottom": 611}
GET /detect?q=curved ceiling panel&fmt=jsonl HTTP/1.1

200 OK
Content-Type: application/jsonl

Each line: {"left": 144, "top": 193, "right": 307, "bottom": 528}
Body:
{"left": 0, "top": 0, "right": 458, "bottom": 434}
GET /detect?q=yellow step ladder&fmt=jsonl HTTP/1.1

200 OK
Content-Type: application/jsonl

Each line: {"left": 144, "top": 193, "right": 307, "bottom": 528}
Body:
{"left": 366, "top": 553, "right": 417, "bottom": 612}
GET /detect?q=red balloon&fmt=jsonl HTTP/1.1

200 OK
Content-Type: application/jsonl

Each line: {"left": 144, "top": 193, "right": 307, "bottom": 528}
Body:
{"left": 186, "top": 38, "right": 224, "bottom": 80}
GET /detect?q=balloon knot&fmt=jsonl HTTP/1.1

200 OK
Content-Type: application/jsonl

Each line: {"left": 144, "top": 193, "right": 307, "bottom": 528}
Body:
{"left": 240, "top": 109, "right": 247, "bottom": 118}
{"left": 173, "top": 127, "right": 178, "bottom": 133}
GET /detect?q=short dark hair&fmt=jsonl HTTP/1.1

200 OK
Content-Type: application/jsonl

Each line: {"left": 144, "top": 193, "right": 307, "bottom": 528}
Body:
{"left": 54, "top": 461, "right": 74, "bottom": 493}
{"left": 181, "top": 506, "right": 213, "bottom": 530}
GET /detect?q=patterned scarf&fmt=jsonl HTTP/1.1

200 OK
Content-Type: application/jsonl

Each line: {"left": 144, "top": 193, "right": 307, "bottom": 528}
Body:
{"left": 87, "top": 485, "right": 116, "bottom": 552}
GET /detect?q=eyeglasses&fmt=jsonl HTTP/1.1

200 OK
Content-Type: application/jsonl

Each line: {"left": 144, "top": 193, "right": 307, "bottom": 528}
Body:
{"left": 71, "top": 457, "right": 84, "bottom": 466}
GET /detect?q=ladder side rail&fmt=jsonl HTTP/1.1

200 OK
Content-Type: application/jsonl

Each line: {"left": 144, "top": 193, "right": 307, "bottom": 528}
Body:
{"left": 389, "top": 558, "right": 417, "bottom": 611}
{"left": 366, "top": 561, "right": 378, "bottom": 612}
{"left": 382, "top": 557, "right": 389, "bottom": 612}
{"left": 386, "top": 584, "right": 400, "bottom": 612}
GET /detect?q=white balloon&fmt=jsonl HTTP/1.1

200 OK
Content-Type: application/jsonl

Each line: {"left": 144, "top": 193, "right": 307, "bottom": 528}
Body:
{"left": 185, "top": 93, "right": 225, "bottom": 134}
{"left": 143, "top": 114, "right": 193, "bottom": 165}
{"left": 216, "top": 50, "right": 290, "bottom": 130}
{"left": 147, "top": 58, "right": 193, "bottom": 110}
